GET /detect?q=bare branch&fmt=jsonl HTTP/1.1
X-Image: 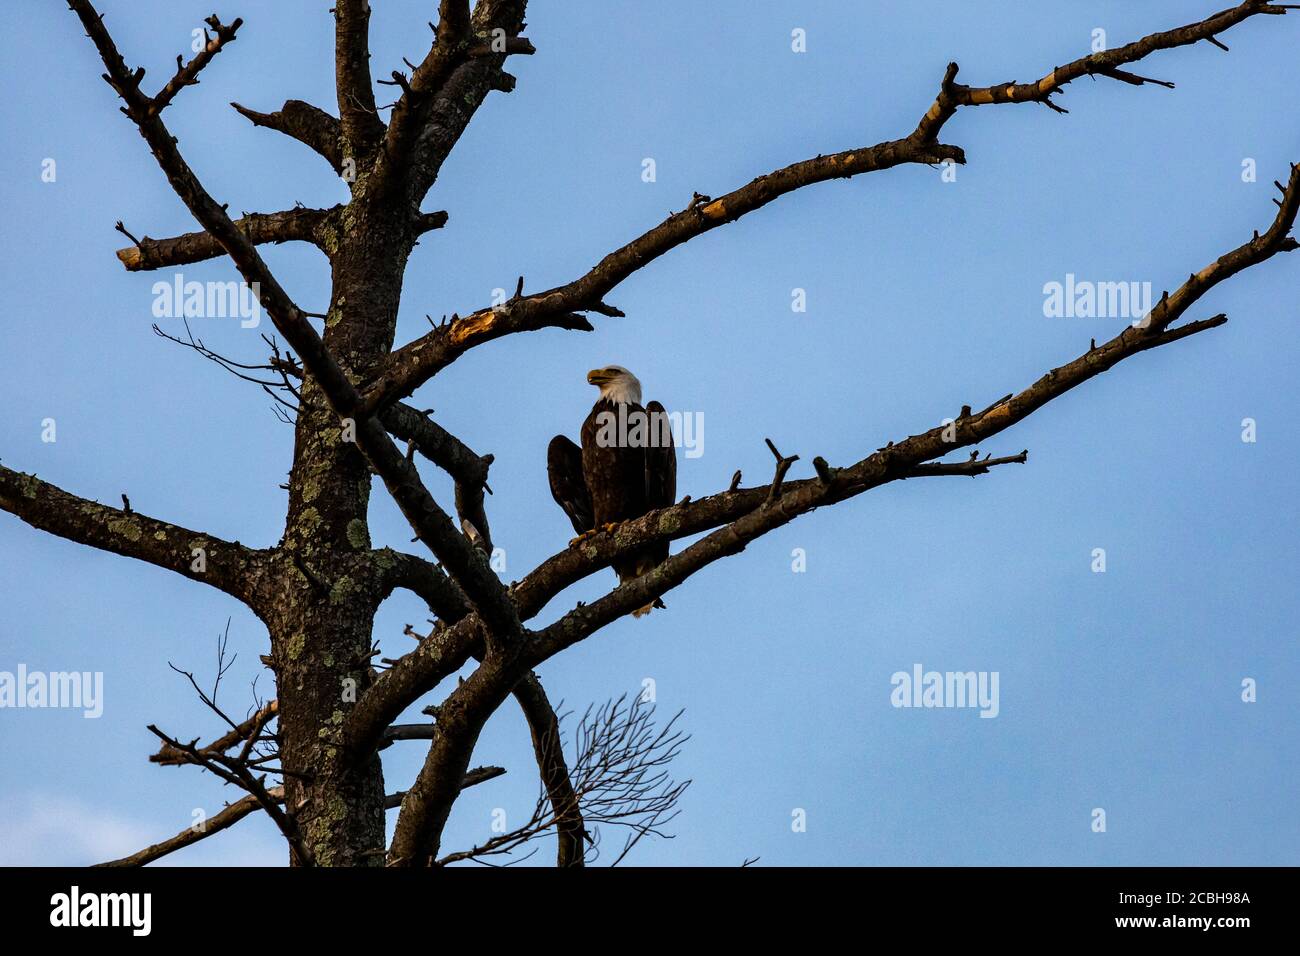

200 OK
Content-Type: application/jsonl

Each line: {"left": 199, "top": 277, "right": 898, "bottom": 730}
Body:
{"left": 115, "top": 205, "right": 338, "bottom": 271}
{"left": 94, "top": 786, "right": 284, "bottom": 868}
{"left": 333, "top": 0, "right": 385, "bottom": 156}
{"left": 512, "top": 673, "right": 585, "bottom": 867}
{"left": 905, "top": 449, "right": 1029, "bottom": 478}
{"left": 467, "top": 36, "right": 535, "bottom": 57}
{"left": 367, "top": 136, "right": 959, "bottom": 407}
{"left": 381, "top": 403, "right": 495, "bottom": 552}
{"left": 763, "top": 438, "right": 800, "bottom": 504}
{"left": 96, "top": 764, "right": 503, "bottom": 867}
{"left": 380, "top": 723, "right": 438, "bottom": 747}
{"left": 912, "top": 0, "right": 1290, "bottom": 141}
{"left": 414, "top": 210, "right": 450, "bottom": 235}
{"left": 389, "top": 0, "right": 529, "bottom": 206}
{"left": 375, "top": 548, "right": 469, "bottom": 625}
{"left": 152, "top": 14, "right": 243, "bottom": 113}
{"left": 385, "top": 766, "right": 505, "bottom": 808}
{"left": 0, "top": 464, "right": 265, "bottom": 603}
{"left": 151, "top": 700, "right": 279, "bottom": 767}
{"left": 146, "top": 724, "right": 314, "bottom": 864}
{"left": 151, "top": 322, "right": 305, "bottom": 415}
{"left": 368, "top": 0, "right": 472, "bottom": 198}
{"left": 432, "top": 693, "right": 686, "bottom": 866}
{"left": 366, "top": 1, "right": 533, "bottom": 204}
{"left": 230, "top": 100, "right": 344, "bottom": 173}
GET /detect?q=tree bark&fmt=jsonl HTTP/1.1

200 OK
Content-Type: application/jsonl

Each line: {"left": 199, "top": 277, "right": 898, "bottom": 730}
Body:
{"left": 268, "top": 221, "right": 414, "bottom": 866}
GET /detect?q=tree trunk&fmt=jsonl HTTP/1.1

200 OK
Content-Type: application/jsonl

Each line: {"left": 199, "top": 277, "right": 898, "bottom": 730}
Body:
{"left": 268, "top": 587, "right": 386, "bottom": 866}
{"left": 267, "top": 227, "right": 412, "bottom": 866}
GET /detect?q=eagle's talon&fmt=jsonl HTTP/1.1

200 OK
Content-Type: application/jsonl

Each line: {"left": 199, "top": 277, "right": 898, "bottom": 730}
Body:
{"left": 568, "top": 529, "right": 598, "bottom": 547}
{"left": 567, "top": 522, "right": 621, "bottom": 547}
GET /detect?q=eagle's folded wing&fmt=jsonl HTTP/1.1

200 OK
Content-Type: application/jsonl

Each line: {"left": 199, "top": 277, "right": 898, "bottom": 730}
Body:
{"left": 645, "top": 401, "right": 676, "bottom": 510}
{"left": 547, "top": 434, "right": 594, "bottom": 535}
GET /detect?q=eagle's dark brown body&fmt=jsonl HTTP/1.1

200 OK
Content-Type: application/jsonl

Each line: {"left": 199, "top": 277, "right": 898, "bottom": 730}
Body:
{"left": 548, "top": 397, "right": 676, "bottom": 588}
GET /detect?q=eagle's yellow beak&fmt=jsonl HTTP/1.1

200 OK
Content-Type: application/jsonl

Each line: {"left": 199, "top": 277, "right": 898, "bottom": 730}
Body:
{"left": 587, "top": 368, "right": 612, "bottom": 385}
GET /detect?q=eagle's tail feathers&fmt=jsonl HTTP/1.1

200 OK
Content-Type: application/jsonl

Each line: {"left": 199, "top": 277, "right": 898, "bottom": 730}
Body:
{"left": 621, "top": 557, "right": 667, "bottom": 619}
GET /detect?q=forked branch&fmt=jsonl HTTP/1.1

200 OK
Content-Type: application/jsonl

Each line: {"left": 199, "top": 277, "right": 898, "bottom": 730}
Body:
{"left": 913, "top": 0, "right": 1292, "bottom": 141}
{"left": 152, "top": 14, "right": 243, "bottom": 113}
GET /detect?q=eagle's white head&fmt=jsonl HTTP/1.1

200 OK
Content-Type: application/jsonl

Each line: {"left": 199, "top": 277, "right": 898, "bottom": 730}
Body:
{"left": 587, "top": 365, "right": 642, "bottom": 405}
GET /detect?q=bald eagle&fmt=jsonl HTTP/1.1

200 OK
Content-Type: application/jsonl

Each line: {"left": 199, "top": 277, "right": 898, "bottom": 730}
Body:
{"left": 547, "top": 366, "right": 676, "bottom": 617}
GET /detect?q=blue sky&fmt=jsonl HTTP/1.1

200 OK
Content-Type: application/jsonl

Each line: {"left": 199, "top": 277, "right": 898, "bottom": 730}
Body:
{"left": 1, "top": 0, "right": 1297, "bottom": 866}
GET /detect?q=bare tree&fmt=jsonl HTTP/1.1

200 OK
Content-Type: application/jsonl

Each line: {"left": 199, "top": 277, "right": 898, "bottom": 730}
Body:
{"left": 2, "top": 0, "right": 1296, "bottom": 866}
